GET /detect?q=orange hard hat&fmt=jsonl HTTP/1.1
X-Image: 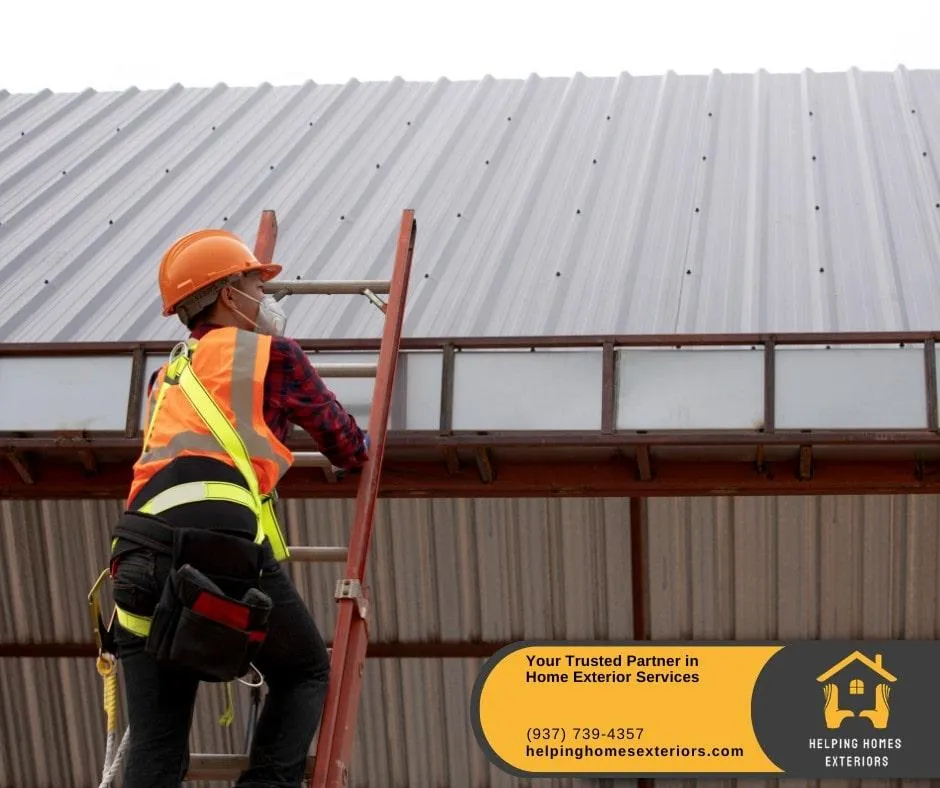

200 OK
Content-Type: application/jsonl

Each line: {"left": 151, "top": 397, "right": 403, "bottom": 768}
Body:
{"left": 158, "top": 228, "right": 282, "bottom": 317}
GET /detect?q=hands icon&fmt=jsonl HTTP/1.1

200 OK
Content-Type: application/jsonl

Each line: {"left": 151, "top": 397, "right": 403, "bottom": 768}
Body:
{"left": 822, "top": 682, "right": 892, "bottom": 729}
{"left": 823, "top": 683, "right": 854, "bottom": 729}
{"left": 859, "top": 683, "right": 891, "bottom": 729}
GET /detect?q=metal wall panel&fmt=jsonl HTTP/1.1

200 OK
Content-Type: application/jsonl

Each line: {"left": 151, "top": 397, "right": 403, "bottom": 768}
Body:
{"left": 775, "top": 346, "right": 928, "bottom": 430}
{"left": 646, "top": 494, "right": 940, "bottom": 641}
{"left": 0, "top": 356, "right": 133, "bottom": 431}
{"left": 4, "top": 493, "right": 940, "bottom": 785}
{"left": 617, "top": 348, "right": 764, "bottom": 430}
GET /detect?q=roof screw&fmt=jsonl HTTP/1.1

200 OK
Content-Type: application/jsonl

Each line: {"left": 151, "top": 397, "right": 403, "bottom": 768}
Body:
{"left": 407, "top": 121, "right": 412, "bottom": 126}
{"left": 576, "top": 209, "right": 581, "bottom": 215}
{"left": 43, "top": 279, "right": 49, "bottom": 284}
{"left": 702, "top": 155, "right": 707, "bottom": 161}
{"left": 707, "top": 112, "right": 712, "bottom": 117}
{"left": 20, "top": 131, "right": 25, "bottom": 136}
{"left": 555, "top": 271, "right": 561, "bottom": 277}
{"left": 116, "top": 127, "right": 121, "bottom": 132}
{"left": 912, "top": 109, "right": 917, "bottom": 114}
{"left": 376, "top": 163, "right": 380, "bottom": 169}
{"left": 592, "top": 158, "right": 597, "bottom": 164}
{"left": 61, "top": 170, "right": 66, "bottom": 176}
{"left": 270, "top": 165, "right": 275, "bottom": 170}
{"left": 606, "top": 115, "right": 611, "bottom": 120}
{"left": 812, "top": 155, "right": 817, "bottom": 161}
{"left": 819, "top": 267, "right": 825, "bottom": 272}
{"left": 809, "top": 111, "right": 814, "bottom": 116}
{"left": 923, "top": 151, "right": 928, "bottom": 157}
{"left": 223, "top": 216, "right": 228, "bottom": 222}
{"left": 485, "top": 160, "right": 490, "bottom": 165}
{"left": 694, "top": 207, "right": 700, "bottom": 213}
{"left": 108, "top": 219, "right": 114, "bottom": 225}
{"left": 212, "top": 126, "right": 216, "bottom": 131}
{"left": 165, "top": 168, "right": 170, "bottom": 174}
{"left": 424, "top": 273, "right": 429, "bottom": 278}
{"left": 457, "top": 213, "right": 462, "bottom": 218}
{"left": 340, "top": 215, "right": 345, "bottom": 220}
{"left": 507, "top": 116, "right": 512, "bottom": 121}
{"left": 309, "top": 121, "right": 314, "bottom": 127}
{"left": 815, "top": 205, "right": 820, "bottom": 211}
{"left": 686, "top": 269, "right": 692, "bottom": 275}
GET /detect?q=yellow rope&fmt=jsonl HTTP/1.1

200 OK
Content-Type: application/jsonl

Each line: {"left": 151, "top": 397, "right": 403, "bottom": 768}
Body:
{"left": 97, "top": 655, "right": 118, "bottom": 734}
{"left": 219, "top": 682, "right": 235, "bottom": 727}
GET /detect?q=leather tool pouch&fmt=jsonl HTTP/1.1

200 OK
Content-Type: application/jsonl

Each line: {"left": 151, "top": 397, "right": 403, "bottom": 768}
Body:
{"left": 144, "top": 527, "right": 273, "bottom": 683}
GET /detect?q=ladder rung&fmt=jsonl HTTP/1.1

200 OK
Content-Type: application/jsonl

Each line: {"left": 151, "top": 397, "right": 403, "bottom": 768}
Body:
{"left": 292, "top": 451, "right": 332, "bottom": 468}
{"left": 264, "top": 279, "right": 392, "bottom": 295}
{"left": 312, "top": 362, "right": 377, "bottom": 378}
{"left": 186, "top": 754, "right": 315, "bottom": 780}
{"left": 288, "top": 546, "right": 348, "bottom": 562}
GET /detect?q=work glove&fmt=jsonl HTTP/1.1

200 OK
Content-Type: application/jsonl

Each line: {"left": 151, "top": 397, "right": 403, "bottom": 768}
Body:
{"left": 331, "top": 433, "right": 371, "bottom": 481}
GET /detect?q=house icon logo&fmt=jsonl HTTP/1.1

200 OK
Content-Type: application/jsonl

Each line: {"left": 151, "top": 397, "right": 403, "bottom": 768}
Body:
{"left": 816, "top": 651, "right": 898, "bottom": 730}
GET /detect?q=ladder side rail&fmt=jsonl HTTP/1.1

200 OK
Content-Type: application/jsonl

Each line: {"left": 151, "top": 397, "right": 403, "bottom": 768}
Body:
{"left": 309, "top": 209, "right": 416, "bottom": 787}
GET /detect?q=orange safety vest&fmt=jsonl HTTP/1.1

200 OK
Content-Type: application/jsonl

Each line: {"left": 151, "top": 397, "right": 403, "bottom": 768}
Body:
{"left": 127, "top": 326, "right": 294, "bottom": 508}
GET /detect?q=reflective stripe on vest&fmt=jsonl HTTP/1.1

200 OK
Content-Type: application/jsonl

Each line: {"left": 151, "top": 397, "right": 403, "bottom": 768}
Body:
{"left": 128, "top": 327, "right": 293, "bottom": 507}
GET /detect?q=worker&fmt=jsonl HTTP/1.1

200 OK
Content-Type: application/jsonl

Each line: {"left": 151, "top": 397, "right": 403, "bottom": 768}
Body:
{"left": 107, "top": 228, "right": 370, "bottom": 787}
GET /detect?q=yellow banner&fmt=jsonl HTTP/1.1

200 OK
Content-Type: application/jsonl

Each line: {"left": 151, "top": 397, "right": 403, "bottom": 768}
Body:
{"left": 474, "top": 644, "right": 783, "bottom": 775}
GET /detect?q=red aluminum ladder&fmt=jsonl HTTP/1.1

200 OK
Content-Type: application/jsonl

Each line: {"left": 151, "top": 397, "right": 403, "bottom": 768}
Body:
{"left": 182, "top": 208, "right": 416, "bottom": 785}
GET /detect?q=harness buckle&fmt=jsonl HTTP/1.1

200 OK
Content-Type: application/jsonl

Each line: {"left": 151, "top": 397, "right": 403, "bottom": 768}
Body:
{"left": 168, "top": 340, "right": 192, "bottom": 364}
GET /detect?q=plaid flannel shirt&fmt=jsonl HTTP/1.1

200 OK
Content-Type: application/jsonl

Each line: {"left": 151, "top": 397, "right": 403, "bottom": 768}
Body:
{"left": 147, "top": 323, "right": 369, "bottom": 470}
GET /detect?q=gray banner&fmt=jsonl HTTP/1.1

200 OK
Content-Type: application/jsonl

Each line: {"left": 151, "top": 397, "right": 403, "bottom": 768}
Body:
{"left": 752, "top": 640, "right": 940, "bottom": 778}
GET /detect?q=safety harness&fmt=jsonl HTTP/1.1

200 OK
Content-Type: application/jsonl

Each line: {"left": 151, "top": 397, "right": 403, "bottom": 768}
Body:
{"left": 87, "top": 337, "right": 293, "bottom": 779}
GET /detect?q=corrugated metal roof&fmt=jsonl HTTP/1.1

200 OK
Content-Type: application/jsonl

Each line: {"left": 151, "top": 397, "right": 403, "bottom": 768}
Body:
{"left": 2, "top": 68, "right": 940, "bottom": 344}
{"left": 4, "top": 492, "right": 940, "bottom": 785}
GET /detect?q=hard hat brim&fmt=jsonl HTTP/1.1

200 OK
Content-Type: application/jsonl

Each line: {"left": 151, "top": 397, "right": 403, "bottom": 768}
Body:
{"left": 257, "top": 262, "right": 282, "bottom": 281}
{"left": 161, "top": 260, "right": 285, "bottom": 316}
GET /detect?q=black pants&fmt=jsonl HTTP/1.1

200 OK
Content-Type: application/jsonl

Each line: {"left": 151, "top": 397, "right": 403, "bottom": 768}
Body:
{"left": 111, "top": 459, "right": 331, "bottom": 787}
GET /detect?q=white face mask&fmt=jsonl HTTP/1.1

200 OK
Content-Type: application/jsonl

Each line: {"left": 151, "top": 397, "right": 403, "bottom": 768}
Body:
{"left": 230, "top": 290, "right": 288, "bottom": 336}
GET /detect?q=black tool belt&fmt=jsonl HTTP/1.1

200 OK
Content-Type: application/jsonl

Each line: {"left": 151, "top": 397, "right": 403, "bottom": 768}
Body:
{"left": 113, "top": 511, "right": 273, "bottom": 683}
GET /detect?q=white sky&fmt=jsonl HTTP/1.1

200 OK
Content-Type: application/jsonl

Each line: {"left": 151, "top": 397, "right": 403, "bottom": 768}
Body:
{"left": 3, "top": 0, "right": 939, "bottom": 94}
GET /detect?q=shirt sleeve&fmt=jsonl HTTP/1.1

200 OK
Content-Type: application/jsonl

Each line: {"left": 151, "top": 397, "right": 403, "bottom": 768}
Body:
{"left": 268, "top": 337, "right": 370, "bottom": 469}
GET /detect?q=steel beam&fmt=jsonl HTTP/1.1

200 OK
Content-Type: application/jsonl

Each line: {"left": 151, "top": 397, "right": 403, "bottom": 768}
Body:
{"left": 5, "top": 430, "right": 940, "bottom": 454}
{"left": 5, "top": 455, "right": 940, "bottom": 499}
{"left": 0, "top": 330, "right": 937, "bottom": 357}
{"left": 0, "top": 640, "right": 509, "bottom": 659}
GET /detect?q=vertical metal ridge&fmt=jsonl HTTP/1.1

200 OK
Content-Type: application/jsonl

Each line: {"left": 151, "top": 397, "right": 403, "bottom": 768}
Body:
{"left": 799, "top": 68, "right": 831, "bottom": 331}
{"left": 764, "top": 338, "right": 776, "bottom": 433}
{"left": 924, "top": 338, "right": 938, "bottom": 431}
{"left": 630, "top": 497, "right": 649, "bottom": 642}
{"left": 846, "top": 67, "right": 906, "bottom": 330}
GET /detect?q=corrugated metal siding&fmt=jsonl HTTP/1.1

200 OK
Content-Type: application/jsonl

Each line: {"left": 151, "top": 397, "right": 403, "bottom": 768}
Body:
{"left": 0, "top": 496, "right": 636, "bottom": 787}
{"left": 0, "top": 497, "right": 637, "bottom": 646}
{"left": 646, "top": 494, "right": 940, "bottom": 640}
{"left": 5, "top": 493, "right": 940, "bottom": 785}
{"left": 2, "top": 69, "right": 940, "bottom": 343}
